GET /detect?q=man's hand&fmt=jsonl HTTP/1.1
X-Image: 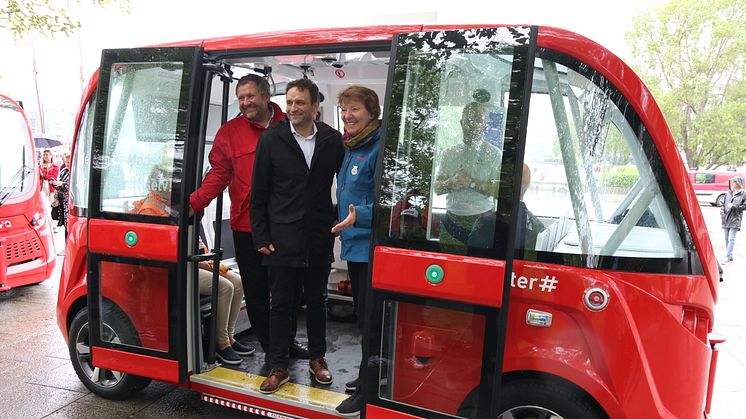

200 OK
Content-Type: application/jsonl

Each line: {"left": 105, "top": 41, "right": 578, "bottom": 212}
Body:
{"left": 258, "top": 244, "right": 275, "bottom": 255}
{"left": 332, "top": 204, "right": 356, "bottom": 233}
{"left": 451, "top": 165, "right": 471, "bottom": 190}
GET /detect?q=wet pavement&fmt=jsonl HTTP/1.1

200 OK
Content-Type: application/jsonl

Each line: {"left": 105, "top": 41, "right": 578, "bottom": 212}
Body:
{"left": 0, "top": 228, "right": 250, "bottom": 419}
{"left": 0, "top": 206, "right": 744, "bottom": 418}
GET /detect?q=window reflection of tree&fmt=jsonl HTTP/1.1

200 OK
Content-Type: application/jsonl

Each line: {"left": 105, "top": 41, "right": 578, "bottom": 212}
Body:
{"left": 380, "top": 28, "right": 529, "bottom": 251}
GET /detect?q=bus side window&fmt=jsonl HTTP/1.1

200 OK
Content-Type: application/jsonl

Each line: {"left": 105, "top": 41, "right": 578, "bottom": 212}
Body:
{"left": 519, "top": 51, "right": 691, "bottom": 272}
{"left": 70, "top": 98, "right": 95, "bottom": 214}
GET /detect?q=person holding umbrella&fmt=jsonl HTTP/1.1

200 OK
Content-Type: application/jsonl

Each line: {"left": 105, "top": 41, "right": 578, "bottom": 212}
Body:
{"left": 39, "top": 149, "right": 59, "bottom": 231}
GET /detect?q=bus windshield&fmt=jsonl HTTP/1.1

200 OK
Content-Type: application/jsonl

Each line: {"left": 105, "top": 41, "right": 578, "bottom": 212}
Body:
{"left": 0, "top": 97, "right": 34, "bottom": 203}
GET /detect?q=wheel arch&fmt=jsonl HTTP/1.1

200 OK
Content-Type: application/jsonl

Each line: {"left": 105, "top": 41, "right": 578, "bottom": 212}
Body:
{"left": 66, "top": 295, "right": 88, "bottom": 339}
{"left": 457, "top": 369, "right": 623, "bottom": 419}
{"left": 500, "top": 370, "right": 610, "bottom": 416}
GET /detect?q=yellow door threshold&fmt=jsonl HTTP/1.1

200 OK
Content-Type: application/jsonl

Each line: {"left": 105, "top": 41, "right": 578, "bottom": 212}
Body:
{"left": 190, "top": 366, "right": 349, "bottom": 414}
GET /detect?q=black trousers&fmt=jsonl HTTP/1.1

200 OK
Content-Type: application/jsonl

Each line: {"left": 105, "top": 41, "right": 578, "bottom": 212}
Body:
{"left": 347, "top": 261, "right": 368, "bottom": 335}
{"left": 232, "top": 231, "right": 271, "bottom": 352}
{"left": 347, "top": 261, "right": 368, "bottom": 380}
{"left": 268, "top": 265, "right": 329, "bottom": 369}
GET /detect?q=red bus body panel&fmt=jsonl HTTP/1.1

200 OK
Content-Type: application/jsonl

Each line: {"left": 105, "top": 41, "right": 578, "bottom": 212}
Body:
{"left": 92, "top": 346, "right": 178, "bottom": 383}
{"left": 87, "top": 218, "right": 178, "bottom": 262}
{"left": 56, "top": 25, "right": 719, "bottom": 419}
{"left": 372, "top": 246, "right": 504, "bottom": 307}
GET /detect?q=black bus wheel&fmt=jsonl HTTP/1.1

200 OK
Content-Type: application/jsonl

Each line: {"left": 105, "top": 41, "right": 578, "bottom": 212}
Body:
{"left": 457, "top": 377, "right": 607, "bottom": 419}
{"left": 68, "top": 307, "right": 151, "bottom": 400}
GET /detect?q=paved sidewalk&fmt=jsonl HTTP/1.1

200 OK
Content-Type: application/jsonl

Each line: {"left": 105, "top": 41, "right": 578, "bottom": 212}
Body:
{"left": 703, "top": 205, "right": 745, "bottom": 419}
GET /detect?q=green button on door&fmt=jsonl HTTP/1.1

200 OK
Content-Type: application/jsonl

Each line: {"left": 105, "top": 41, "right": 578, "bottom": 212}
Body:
{"left": 425, "top": 264, "right": 444, "bottom": 284}
{"left": 124, "top": 231, "right": 138, "bottom": 247}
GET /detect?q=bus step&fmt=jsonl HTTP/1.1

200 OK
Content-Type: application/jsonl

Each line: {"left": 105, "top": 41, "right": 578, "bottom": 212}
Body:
{"left": 201, "top": 393, "right": 302, "bottom": 418}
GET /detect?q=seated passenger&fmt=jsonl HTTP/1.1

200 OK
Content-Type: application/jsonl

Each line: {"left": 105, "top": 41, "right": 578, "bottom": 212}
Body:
{"left": 195, "top": 242, "right": 254, "bottom": 364}
{"left": 132, "top": 164, "right": 253, "bottom": 365}
{"left": 516, "top": 163, "right": 546, "bottom": 250}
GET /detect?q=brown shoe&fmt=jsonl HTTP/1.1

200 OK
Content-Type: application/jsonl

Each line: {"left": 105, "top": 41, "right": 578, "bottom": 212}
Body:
{"left": 260, "top": 368, "right": 289, "bottom": 394}
{"left": 309, "top": 357, "right": 333, "bottom": 385}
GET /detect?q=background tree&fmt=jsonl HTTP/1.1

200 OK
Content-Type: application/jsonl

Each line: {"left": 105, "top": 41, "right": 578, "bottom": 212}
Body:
{"left": 626, "top": 0, "right": 746, "bottom": 170}
{"left": 0, "top": 0, "right": 128, "bottom": 38}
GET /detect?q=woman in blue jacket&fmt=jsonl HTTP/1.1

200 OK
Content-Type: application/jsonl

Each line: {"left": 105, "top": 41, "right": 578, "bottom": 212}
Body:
{"left": 332, "top": 85, "right": 381, "bottom": 417}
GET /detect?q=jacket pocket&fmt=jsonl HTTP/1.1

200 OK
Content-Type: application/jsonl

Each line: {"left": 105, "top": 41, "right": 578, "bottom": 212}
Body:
{"left": 231, "top": 150, "right": 256, "bottom": 189}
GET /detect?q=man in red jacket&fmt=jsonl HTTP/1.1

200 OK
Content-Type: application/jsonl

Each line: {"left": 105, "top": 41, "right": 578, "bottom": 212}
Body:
{"left": 190, "top": 74, "right": 286, "bottom": 359}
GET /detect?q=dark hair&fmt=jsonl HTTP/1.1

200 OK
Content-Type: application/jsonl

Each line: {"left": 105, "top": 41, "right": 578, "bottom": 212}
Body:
{"left": 337, "top": 85, "right": 380, "bottom": 119}
{"left": 236, "top": 74, "right": 270, "bottom": 97}
{"left": 473, "top": 88, "right": 491, "bottom": 103}
{"left": 286, "top": 78, "right": 320, "bottom": 103}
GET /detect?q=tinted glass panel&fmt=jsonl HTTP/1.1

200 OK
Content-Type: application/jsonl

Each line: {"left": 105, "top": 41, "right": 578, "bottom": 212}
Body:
{"left": 0, "top": 97, "right": 34, "bottom": 198}
{"left": 71, "top": 100, "right": 94, "bottom": 212}
{"left": 518, "top": 51, "right": 690, "bottom": 269}
{"left": 378, "top": 28, "right": 530, "bottom": 257}
{"left": 378, "top": 301, "right": 484, "bottom": 417}
{"left": 98, "top": 62, "right": 185, "bottom": 218}
{"left": 694, "top": 173, "right": 715, "bottom": 184}
{"left": 99, "top": 260, "right": 170, "bottom": 352}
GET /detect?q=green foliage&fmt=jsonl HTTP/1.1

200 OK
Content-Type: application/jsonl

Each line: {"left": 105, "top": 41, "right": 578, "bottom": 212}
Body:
{"left": 601, "top": 165, "right": 640, "bottom": 189}
{"left": 0, "top": 0, "right": 128, "bottom": 38}
{"left": 626, "top": 0, "right": 746, "bottom": 169}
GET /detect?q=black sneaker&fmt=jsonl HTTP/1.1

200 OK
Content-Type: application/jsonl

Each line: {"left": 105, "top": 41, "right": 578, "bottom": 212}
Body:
{"left": 336, "top": 389, "right": 362, "bottom": 417}
{"left": 345, "top": 377, "right": 358, "bottom": 392}
{"left": 290, "top": 339, "right": 310, "bottom": 359}
{"left": 232, "top": 340, "right": 256, "bottom": 356}
{"left": 216, "top": 346, "right": 242, "bottom": 365}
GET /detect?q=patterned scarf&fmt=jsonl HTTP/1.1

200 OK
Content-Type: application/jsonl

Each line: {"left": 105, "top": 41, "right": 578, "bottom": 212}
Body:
{"left": 343, "top": 120, "right": 381, "bottom": 149}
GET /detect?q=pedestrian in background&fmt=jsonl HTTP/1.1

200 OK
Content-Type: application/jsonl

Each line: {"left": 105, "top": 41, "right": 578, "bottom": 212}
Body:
{"left": 720, "top": 176, "right": 746, "bottom": 264}
{"left": 39, "top": 149, "right": 59, "bottom": 231}
{"left": 51, "top": 152, "right": 71, "bottom": 239}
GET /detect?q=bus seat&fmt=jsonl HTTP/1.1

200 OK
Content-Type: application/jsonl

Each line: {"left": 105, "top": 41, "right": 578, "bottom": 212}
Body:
{"left": 535, "top": 216, "right": 570, "bottom": 252}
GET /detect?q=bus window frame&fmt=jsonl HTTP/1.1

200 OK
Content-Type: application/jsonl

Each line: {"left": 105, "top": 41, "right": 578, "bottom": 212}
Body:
{"left": 85, "top": 46, "right": 206, "bottom": 385}
{"left": 518, "top": 47, "right": 702, "bottom": 276}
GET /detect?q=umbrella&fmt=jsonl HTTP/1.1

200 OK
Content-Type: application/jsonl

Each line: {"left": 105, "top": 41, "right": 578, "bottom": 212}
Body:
{"left": 34, "top": 137, "right": 63, "bottom": 149}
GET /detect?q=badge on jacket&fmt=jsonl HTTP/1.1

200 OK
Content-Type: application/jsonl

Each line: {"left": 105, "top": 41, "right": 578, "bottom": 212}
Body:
{"left": 351, "top": 165, "right": 359, "bottom": 176}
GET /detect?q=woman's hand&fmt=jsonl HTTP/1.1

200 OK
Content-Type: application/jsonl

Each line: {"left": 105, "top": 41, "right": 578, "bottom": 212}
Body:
{"left": 332, "top": 204, "right": 356, "bottom": 233}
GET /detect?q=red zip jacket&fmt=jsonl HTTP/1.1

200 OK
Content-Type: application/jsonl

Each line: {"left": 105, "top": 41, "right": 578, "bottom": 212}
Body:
{"left": 190, "top": 102, "right": 285, "bottom": 232}
{"left": 40, "top": 163, "right": 59, "bottom": 192}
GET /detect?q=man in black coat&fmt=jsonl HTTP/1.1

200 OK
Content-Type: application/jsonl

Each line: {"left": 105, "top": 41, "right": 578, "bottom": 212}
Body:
{"left": 250, "top": 78, "right": 344, "bottom": 394}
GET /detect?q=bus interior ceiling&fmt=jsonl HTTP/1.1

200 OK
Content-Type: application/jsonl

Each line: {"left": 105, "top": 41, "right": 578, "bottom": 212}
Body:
{"left": 206, "top": 50, "right": 391, "bottom": 139}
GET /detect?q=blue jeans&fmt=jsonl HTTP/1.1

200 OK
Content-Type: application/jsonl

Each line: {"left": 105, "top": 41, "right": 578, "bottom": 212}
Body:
{"left": 724, "top": 227, "right": 738, "bottom": 260}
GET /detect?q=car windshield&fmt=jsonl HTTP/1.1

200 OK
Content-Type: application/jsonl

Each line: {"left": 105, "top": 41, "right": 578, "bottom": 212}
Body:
{"left": 0, "top": 98, "right": 34, "bottom": 200}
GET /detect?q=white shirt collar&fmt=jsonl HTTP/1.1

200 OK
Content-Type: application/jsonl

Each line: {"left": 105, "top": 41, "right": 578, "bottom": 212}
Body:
{"left": 290, "top": 121, "right": 318, "bottom": 139}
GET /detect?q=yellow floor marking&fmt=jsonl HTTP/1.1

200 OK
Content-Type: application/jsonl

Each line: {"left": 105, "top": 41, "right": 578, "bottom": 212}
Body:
{"left": 194, "top": 367, "right": 348, "bottom": 409}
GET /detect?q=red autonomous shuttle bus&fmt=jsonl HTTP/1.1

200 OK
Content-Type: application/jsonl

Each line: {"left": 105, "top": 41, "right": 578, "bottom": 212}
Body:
{"left": 56, "top": 25, "right": 722, "bottom": 418}
{"left": 0, "top": 94, "right": 56, "bottom": 291}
